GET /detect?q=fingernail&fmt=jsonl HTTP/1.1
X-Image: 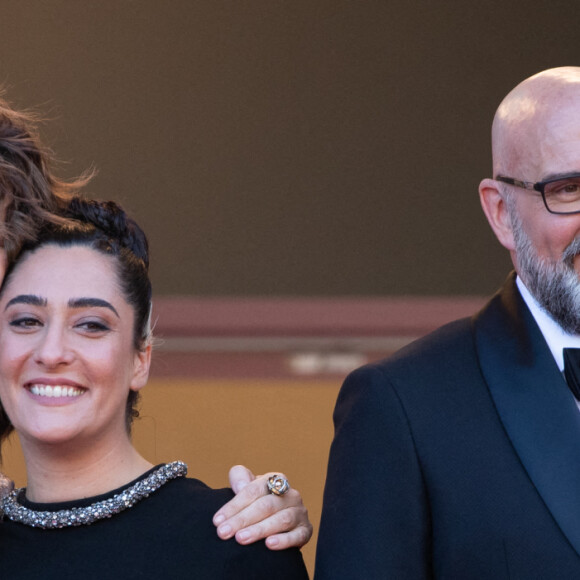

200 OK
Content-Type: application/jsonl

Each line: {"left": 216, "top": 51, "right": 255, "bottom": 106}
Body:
{"left": 237, "top": 530, "right": 251, "bottom": 542}
{"left": 266, "top": 537, "right": 279, "bottom": 548}
{"left": 218, "top": 524, "right": 232, "bottom": 538}
{"left": 214, "top": 514, "right": 225, "bottom": 526}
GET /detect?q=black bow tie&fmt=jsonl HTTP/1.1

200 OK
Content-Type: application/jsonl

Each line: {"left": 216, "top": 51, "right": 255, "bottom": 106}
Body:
{"left": 563, "top": 348, "right": 580, "bottom": 400}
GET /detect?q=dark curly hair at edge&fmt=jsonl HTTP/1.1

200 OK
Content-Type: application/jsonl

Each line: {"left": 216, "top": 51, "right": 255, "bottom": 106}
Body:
{"left": 0, "top": 196, "right": 152, "bottom": 452}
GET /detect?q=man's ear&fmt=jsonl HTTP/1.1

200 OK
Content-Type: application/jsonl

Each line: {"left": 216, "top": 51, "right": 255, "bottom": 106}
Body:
{"left": 131, "top": 344, "right": 152, "bottom": 392}
{"left": 479, "top": 178, "right": 516, "bottom": 252}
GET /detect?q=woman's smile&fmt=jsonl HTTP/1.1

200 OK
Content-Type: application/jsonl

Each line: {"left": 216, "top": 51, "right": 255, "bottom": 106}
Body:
{"left": 27, "top": 382, "right": 86, "bottom": 400}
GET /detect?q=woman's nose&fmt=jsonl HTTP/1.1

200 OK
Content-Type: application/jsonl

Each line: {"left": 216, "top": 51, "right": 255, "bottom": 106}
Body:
{"left": 33, "top": 325, "right": 73, "bottom": 368}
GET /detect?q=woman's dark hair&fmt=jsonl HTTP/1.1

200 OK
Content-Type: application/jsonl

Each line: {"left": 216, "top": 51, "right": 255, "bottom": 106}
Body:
{"left": 0, "top": 94, "right": 91, "bottom": 259}
{"left": 0, "top": 197, "right": 152, "bottom": 450}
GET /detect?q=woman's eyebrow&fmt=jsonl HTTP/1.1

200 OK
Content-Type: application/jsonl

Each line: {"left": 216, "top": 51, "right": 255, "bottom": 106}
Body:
{"left": 68, "top": 297, "right": 119, "bottom": 318}
{"left": 3, "top": 295, "right": 120, "bottom": 318}
{"left": 4, "top": 295, "right": 46, "bottom": 310}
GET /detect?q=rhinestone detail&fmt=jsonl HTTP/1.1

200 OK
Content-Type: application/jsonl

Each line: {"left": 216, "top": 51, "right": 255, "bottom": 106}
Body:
{"left": 0, "top": 461, "right": 187, "bottom": 529}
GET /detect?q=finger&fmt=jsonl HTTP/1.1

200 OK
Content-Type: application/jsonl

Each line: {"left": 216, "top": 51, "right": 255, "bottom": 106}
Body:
{"left": 233, "top": 504, "right": 306, "bottom": 545}
{"left": 213, "top": 474, "right": 276, "bottom": 532}
{"left": 228, "top": 464, "right": 256, "bottom": 494}
{"left": 216, "top": 471, "right": 291, "bottom": 524}
{"left": 264, "top": 524, "right": 314, "bottom": 551}
{"left": 216, "top": 486, "right": 301, "bottom": 540}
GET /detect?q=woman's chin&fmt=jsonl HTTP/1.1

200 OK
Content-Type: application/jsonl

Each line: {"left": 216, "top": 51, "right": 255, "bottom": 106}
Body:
{"left": 17, "top": 424, "right": 87, "bottom": 447}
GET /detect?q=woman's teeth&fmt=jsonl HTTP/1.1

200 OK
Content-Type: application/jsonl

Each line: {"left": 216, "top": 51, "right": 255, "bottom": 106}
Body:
{"left": 29, "top": 385, "right": 84, "bottom": 398}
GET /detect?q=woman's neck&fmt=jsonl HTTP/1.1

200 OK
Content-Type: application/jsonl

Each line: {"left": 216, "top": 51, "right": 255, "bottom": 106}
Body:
{"left": 19, "top": 436, "right": 153, "bottom": 503}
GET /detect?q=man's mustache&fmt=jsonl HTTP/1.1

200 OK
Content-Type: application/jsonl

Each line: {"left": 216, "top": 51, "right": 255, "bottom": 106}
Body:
{"left": 562, "top": 237, "right": 580, "bottom": 266}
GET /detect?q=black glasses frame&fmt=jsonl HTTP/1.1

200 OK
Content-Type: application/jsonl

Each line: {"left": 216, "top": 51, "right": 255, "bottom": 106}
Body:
{"left": 495, "top": 174, "right": 580, "bottom": 215}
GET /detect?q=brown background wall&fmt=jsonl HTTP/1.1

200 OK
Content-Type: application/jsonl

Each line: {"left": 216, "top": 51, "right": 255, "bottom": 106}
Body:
{"left": 1, "top": 1, "right": 577, "bottom": 297}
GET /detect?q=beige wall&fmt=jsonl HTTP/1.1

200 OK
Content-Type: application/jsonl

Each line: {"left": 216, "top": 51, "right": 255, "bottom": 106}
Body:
{"left": 2, "top": 378, "right": 340, "bottom": 576}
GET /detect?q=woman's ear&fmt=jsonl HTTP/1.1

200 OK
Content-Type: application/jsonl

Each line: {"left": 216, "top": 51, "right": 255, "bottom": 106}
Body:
{"left": 131, "top": 345, "right": 152, "bottom": 392}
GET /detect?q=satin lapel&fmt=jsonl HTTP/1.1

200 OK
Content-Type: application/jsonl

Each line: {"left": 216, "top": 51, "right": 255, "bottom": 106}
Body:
{"left": 475, "top": 274, "right": 580, "bottom": 556}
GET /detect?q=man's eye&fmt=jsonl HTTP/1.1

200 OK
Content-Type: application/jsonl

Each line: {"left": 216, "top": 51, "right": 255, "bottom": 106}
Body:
{"left": 550, "top": 180, "right": 580, "bottom": 195}
{"left": 563, "top": 183, "right": 580, "bottom": 193}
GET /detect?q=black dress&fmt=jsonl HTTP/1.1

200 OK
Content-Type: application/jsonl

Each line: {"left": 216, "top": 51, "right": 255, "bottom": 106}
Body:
{"left": 0, "top": 466, "right": 309, "bottom": 579}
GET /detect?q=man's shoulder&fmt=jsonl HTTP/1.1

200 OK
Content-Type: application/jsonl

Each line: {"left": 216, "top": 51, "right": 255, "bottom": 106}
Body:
{"left": 336, "top": 283, "right": 520, "bottom": 412}
{"left": 375, "top": 315, "right": 475, "bottom": 373}
{"left": 396, "top": 315, "right": 474, "bottom": 357}
{"left": 357, "top": 276, "right": 517, "bottom": 381}
{"left": 339, "top": 315, "right": 482, "bottom": 404}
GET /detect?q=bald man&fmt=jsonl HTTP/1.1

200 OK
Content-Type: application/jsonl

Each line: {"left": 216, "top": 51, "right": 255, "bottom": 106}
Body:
{"left": 315, "top": 67, "right": 580, "bottom": 579}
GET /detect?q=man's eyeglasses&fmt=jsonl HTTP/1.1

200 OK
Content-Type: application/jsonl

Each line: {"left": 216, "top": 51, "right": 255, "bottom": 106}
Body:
{"left": 495, "top": 174, "right": 580, "bottom": 215}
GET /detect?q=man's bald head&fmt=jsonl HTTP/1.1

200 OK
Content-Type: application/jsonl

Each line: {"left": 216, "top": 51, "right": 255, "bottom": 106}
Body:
{"left": 492, "top": 67, "right": 580, "bottom": 178}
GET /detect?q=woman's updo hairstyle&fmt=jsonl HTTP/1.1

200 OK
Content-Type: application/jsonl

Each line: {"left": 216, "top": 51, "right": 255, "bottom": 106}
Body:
{"left": 0, "top": 196, "right": 152, "bottom": 446}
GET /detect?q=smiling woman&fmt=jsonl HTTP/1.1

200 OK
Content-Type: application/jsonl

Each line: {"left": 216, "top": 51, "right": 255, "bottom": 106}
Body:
{"left": 0, "top": 197, "right": 308, "bottom": 578}
{"left": 0, "top": 92, "right": 313, "bottom": 556}
{"left": 0, "top": 243, "right": 150, "bottom": 460}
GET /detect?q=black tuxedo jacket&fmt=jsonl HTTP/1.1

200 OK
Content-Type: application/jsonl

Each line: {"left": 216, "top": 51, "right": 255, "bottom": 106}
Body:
{"left": 315, "top": 274, "right": 580, "bottom": 579}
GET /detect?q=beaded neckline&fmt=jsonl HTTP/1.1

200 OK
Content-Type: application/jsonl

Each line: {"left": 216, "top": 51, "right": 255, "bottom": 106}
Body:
{"left": 0, "top": 461, "right": 187, "bottom": 529}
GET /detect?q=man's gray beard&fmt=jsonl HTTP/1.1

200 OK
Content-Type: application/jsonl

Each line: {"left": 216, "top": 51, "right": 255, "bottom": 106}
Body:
{"left": 511, "top": 207, "right": 580, "bottom": 334}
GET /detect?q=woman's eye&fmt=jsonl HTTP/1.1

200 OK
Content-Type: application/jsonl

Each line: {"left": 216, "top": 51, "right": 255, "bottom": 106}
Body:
{"left": 76, "top": 320, "right": 110, "bottom": 333}
{"left": 9, "top": 317, "right": 42, "bottom": 330}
